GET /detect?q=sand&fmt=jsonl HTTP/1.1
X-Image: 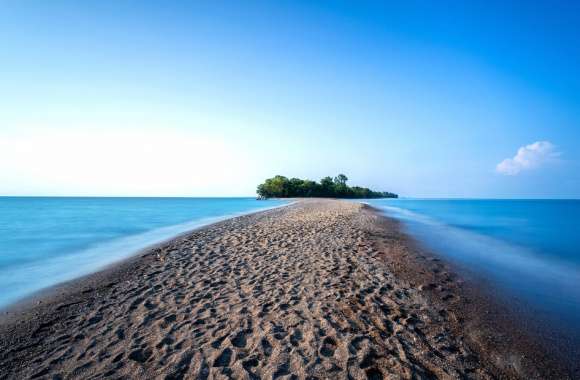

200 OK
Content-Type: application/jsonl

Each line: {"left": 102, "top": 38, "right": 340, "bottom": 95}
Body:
{"left": 0, "top": 199, "right": 569, "bottom": 379}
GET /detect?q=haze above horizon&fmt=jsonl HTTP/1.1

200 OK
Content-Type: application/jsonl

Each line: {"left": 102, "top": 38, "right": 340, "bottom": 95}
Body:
{"left": 1, "top": 1, "right": 579, "bottom": 198}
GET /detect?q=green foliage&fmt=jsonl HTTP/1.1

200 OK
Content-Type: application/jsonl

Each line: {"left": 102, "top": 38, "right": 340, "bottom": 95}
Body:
{"left": 256, "top": 174, "right": 398, "bottom": 199}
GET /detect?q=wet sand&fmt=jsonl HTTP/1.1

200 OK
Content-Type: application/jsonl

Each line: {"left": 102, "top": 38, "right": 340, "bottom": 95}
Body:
{"left": 0, "top": 199, "right": 569, "bottom": 379}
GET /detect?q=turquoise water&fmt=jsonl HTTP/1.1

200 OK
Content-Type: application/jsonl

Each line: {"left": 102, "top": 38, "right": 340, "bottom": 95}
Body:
{"left": 0, "top": 197, "right": 287, "bottom": 308}
{"left": 368, "top": 199, "right": 580, "bottom": 349}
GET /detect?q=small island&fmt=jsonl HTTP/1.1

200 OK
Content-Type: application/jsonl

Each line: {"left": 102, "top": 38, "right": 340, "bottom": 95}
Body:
{"left": 257, "top": 174, "right": 398, "bottom": 199}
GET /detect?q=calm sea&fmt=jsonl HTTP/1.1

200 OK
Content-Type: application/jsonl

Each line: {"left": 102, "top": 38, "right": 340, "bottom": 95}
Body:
{"left": 0, "top": 197, "right": 287, "bottom": 308}
{"left": 368, "top": 199, "right": 580, "bottom": 361}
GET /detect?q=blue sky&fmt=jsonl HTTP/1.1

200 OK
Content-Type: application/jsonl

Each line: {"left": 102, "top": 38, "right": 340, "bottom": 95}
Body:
{"left": 1, "top": 1, "right": 579, "bottom": 197}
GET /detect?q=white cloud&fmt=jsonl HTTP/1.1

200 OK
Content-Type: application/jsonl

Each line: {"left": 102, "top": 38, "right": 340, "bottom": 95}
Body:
{"left": 496, "top": 141, "right": 560, "bottom": 175}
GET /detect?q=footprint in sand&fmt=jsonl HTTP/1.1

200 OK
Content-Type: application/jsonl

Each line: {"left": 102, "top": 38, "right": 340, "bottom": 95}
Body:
{"left": 231, "top": 330, "right": 248, "bottom": 348}
{"left": 261, "top": 338, "right": 273, "bottom": 356}
{"left": 320, "top": 336, "right": 337, "bottom": 357}
{"left": 213, "top": 348, "right": 232, "bottom": 367}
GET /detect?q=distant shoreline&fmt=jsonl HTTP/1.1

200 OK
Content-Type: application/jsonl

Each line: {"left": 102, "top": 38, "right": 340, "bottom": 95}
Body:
{"left": 0, "top": 200, "right": 569, "bottom": 378}
{"left": 256, "top": 174, "right": 398, "bottom": 199}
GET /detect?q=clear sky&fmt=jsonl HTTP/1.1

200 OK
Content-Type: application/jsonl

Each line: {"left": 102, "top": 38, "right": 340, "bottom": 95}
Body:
{"left": 1, "top": 1, "right": 579, "bottom": 198}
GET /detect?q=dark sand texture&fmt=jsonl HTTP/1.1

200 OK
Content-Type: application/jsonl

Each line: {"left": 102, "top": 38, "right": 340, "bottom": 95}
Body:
{"left": 0, "top": 200, "right": 569, "bottom": 379}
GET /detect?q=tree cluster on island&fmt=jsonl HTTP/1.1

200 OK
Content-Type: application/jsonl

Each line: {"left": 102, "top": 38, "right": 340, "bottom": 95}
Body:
{"left": 257, "top": 174, "right": 398, "bottom": 199}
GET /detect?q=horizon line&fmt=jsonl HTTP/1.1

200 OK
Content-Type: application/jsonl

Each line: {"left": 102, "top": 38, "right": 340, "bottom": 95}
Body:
{"left": 1, "top": 195, "right": 579, "bottom": 201}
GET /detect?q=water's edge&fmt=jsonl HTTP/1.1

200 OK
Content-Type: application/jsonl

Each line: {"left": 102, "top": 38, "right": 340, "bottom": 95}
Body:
{"left": 0, "top": 201, "right": 292, "bottom": 313}
{"left": 367, "top": 202, "right": 580, "bottom": 376}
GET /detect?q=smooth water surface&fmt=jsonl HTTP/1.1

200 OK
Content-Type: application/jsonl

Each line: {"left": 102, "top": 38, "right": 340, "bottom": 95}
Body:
{"left": 0, "top": 197, "right": 287, "bottom": 308}
{"left": 367, "top": 199, "right": 580, "bottom": 337}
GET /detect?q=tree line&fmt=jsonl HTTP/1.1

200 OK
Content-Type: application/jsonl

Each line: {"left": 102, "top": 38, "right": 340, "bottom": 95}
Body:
{"left": 256, "top": 174, "right": 398, "bottom": 199}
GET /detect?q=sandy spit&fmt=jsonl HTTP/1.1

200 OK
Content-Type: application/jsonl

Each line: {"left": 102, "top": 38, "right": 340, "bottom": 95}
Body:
{"left": 0, "top": 199, "right": 569, "bottom": 379}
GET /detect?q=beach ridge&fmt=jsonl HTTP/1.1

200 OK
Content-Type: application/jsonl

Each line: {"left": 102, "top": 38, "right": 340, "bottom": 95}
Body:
{"left": 0, "top": 199, "right": 567, "bottom": 379}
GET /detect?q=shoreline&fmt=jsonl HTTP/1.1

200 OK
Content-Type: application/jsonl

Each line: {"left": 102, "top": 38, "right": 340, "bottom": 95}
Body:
{"left": 0, "top": 201, "right": 292, "bottom": 314}
{"left": 0, "top": 199, "right": 571, "bottom": 379}
{"left": 364, "top": 205, "right": 572, "bottom": 378}
{"left": 369, "top": 204, "right": 580, "bottom": 377}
